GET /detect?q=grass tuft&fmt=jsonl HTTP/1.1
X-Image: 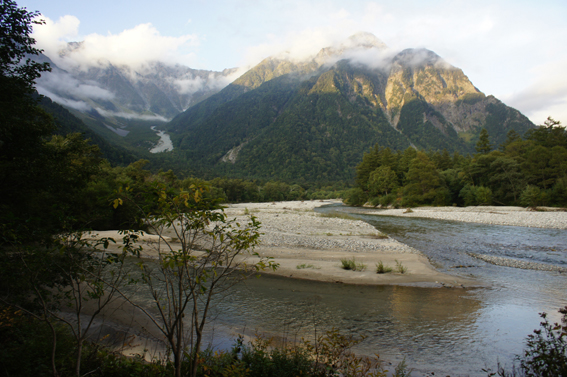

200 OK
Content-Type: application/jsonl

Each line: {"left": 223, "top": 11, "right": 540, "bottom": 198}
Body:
{"left": 340, "top": 257, "right": 366, "bottom": 271}
{"left": 296, "top": 263, "right": 319, "bottom": 270}
{"left": 375, "top": 260, "right": 393, "bottom": 274}
{"left": 395, "top": 259, "right": 408, "bottom": 274}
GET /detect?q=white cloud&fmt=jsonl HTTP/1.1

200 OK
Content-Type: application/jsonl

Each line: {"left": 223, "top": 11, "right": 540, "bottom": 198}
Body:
{"left": 95, "top": 108, "right": 169, "bottom": 122}
{"left": 502, "top": 58, "right": 567, "bottom": 125}
{"left": 37, "top": 70, "right": 115, "bottom": 100}
{"left": 32, "top": 15, "right": 200, "bottom": 71}
{"left": 37, "top": 88, "right": 92, "bottom": 112}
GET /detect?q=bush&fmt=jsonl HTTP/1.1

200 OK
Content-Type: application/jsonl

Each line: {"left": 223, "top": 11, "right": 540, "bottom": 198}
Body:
{"left": 459, "top": 185, "right": 492, "bottom": 206}
{"left": 486, "top": 306, "right": 567, "bottom": 377}
{"left": 520, "top": 185, "right": 544, "bottom": 208}
{"left": 343, "top": 188, "right": 367, "bottom": 207}
{"left": 475, "top": 186, "right": 493, "bottom": 205}
{"left": 519, "top": 307, "right": 567, "bottom": 376}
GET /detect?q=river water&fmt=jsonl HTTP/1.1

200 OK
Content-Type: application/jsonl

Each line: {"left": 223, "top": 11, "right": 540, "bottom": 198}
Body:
{"left": 149, "top": 126, "right": 174, "bottom": 153}
{"left": 203, "top": 205, "right": 567, "bottom": 376}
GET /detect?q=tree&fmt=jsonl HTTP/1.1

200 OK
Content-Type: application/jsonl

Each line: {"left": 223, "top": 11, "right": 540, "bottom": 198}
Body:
{"left": 0, "top": 0, "right": 55, "bottom": 242}
{"left": 0, "top": 231, "right": 138, "bottom": 377}
{"left": 368, "top": 165, "right": 398, "bottom": 197}
{"left": 0, "top": 0, "right": 50, "bottom": 87}
{"left": 116, "top": 184, "right": 278, "bottom": 377}
{"left": 489, "top": 157, "right": 524, "bottom": 204}
{"left": 476, "top": 128, "right": 492, "bottom": 154}
{"left": 403, "top": 151, "right": 446, "bottom": 205}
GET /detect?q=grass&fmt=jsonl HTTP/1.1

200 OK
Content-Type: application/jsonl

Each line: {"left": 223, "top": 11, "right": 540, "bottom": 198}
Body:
{"left": 340, "top": 257, "right": 366, "bottom": 272}
{"left": 296, "top": 263, "right": 320, "bottom": 270}
{"left": 395, "top": 260, "right": 408, "bottom": 274}
{"left": 375, "top": 261, "right": 393, "bottom": 274}
{"left": 318, "top": 212, "right": 357, "bottom": 221}
{"left": 375, "top": 260, "right": 408, "bottom": 274}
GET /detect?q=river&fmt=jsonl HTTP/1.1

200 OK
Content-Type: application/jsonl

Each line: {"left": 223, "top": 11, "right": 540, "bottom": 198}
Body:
{"left": 201, "top": 204, "right": 567, "bottom": 376}
{"left": 149, "top": 126, "right": 173, "bottom": 153}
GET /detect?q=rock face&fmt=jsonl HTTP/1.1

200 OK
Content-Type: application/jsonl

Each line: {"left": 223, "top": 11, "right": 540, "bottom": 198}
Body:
{"left": 165, "top": 33, "right": 533, "bottom": 182}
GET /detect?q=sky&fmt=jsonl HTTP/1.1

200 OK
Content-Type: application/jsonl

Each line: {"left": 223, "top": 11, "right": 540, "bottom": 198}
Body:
{"left": 17, "top": 0, "right": 567, "bottom": 125}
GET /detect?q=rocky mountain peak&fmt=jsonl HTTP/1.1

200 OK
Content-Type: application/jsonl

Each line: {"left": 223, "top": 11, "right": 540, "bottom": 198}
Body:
{"left": 345, "top": 32, "right": 388, "bottom": 50}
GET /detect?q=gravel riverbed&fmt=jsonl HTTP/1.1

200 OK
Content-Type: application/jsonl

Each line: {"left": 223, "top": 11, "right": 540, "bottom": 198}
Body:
{"left": 363, "top": 206, "right": 567, "bottom": 229}
{"left": 225, "top": 201, "right": 418, "bottom": 254}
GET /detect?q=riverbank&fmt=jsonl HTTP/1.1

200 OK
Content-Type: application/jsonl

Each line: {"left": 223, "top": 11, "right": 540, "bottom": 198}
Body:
{"left": 222, "top": 200, "right": 478, "bottom": 287}
{"left": 356, "top": 205, "right": 567, "bottom": 229}
{"left": 85, "top": 200, "right": 478, "bottom": 287}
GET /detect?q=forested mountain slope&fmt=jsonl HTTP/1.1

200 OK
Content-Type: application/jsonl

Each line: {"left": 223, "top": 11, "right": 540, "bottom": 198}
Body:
{"left": 166, "top": 33, "right": 534, "bottom": 182}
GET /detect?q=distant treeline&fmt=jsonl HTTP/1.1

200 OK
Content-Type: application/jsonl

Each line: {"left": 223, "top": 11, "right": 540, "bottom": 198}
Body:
{"left": 346, "top": 118, "right": 567, "bottom": 208}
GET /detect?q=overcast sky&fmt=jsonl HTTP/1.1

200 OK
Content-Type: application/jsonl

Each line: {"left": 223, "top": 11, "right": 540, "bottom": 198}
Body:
{"left": 18, "top": 0, "right": 567, "bottom": 125}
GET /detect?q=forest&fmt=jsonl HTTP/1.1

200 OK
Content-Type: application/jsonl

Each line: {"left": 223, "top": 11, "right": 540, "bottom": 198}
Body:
{"left": 345, "top": 124, "right": 567, "bottom": 208}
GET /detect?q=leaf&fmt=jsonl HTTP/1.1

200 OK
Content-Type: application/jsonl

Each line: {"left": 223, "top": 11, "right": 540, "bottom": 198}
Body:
{"left": 112, "top": 198, "right": 123, "bottom": 209}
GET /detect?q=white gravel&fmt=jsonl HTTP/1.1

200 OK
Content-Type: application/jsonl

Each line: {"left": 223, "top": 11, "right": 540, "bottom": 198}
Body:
{"left": 224, "top": 200, "right": 418, "bottom": 254}
{"left": 365, "top": 206, "right": 567, "bottom": 229}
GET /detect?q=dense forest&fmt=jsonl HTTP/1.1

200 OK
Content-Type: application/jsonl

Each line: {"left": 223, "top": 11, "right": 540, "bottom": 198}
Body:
{"left": 346, "top": 123, "right": 567, "bottom": 208}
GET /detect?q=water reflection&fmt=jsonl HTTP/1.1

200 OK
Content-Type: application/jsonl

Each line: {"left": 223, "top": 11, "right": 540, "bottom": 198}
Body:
{"left": 117, "top": 205, "right": 567, "bottom": 376}
{"left": 202, "top": 205, "right": 566, "bottom": 376}
{"left": 208, "top": 274, "right": 492, "bottom": 375}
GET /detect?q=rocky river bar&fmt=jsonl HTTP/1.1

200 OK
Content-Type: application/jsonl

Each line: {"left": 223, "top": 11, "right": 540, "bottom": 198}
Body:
{"left": 220, "top": 200, "right": 480, "bottom": 287}
{"left": 88, "top": 201, "right": 566, "bottom": 287}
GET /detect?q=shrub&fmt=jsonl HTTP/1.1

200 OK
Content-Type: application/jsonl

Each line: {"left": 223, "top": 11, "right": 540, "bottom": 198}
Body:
{"left": 521, "top": 185, "right": 544, "bottom": 208}
{"left": 369, "top": 196, "right": 382, "bottom": 207}
{"left": 519, "top": 307, "right": 567, "bottom": 376}
{"left": 485, "top": 306, "right": 567, "bottom": 376}
{"left": 379, "top": 193, "right": 397, "bottom": 207}
{"left": 475, "top": 186, "right": 493, "bottom": 205}
{"left": 343, "top": 188, "right": 367, "bottom": 207}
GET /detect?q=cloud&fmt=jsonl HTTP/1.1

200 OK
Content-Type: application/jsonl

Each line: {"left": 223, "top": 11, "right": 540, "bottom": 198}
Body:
{"left": 170, "top": 70, "right": 239, "bottom": 95}
{"left": 36, "top": 88, "right": 92, "bottom": 112}
{"left": 94, "top": 108, "right": 169, "bottom": 122}
{"left": 37, "top": 70, "right": 115, "bottom": 101}
{"left": 503, "top": 58, "right": 567, "bottom": 125}
{"left": 32, "top": 15, "right": 200, "bottom": 71}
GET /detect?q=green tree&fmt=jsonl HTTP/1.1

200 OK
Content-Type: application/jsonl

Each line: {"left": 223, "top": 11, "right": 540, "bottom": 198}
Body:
{"left": 0, "top": 0, "right": 56, "bottom": 241}
{"left": 403, "top": 151, "right": 447, "bottom": 205}
{"left": 0, "top": 0, "right": 50, "bottom": 87}
{"left": 489, "top": 157, "right": 524, "bottom": 204}
{"left": 368, "top": 165, "right": 398, "bottom": 197}
{"left": 476, "top": 128, "right": 492, "bottom": 154}
{"left": 116, "top": 184, "right": 278, "bottom": 377}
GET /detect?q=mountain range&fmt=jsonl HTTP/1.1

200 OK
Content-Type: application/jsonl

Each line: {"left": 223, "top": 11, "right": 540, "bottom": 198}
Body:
{"left": 37, "top": 32, "right": 535, "bottom": 182}
{"left": 35, "top": 50, "right": 236, "bottom": 122}
{"left": 165, "top": 33, "right": 534, "bottom": 181}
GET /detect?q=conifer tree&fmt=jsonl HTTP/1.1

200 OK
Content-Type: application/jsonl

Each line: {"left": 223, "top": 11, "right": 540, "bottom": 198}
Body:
{"left": 476, "top": 128, "right": 492, "bottom": 154}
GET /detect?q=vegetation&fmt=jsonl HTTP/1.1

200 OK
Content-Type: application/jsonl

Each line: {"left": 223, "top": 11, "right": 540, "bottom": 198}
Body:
{"left": 297, "top": 263, "right": 319, "bottom": 269}
{"left": 485, "top": 306, "right": 567, "bottom": 376}
{"left": 348, "top": 120, "right": 567, "bottom": 208}
{"left": 340, "top": 257, "right": 367, "bottom": 271}
{"left": 395, "top": 260, "right": 408, "bottom": 274}
{"left": 375, "top": 261, "right": 393, "bottom": 274}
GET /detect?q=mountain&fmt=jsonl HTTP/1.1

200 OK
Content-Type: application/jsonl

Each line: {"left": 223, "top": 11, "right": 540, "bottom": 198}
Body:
{"left": 166, "top": 32, "right": 534, "bottom": 182}
{"left": 35, "top": 50, "right": 237, "bottom": 122}
{"left": 37, "top": 95, "right": 139, "bottom": 165}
